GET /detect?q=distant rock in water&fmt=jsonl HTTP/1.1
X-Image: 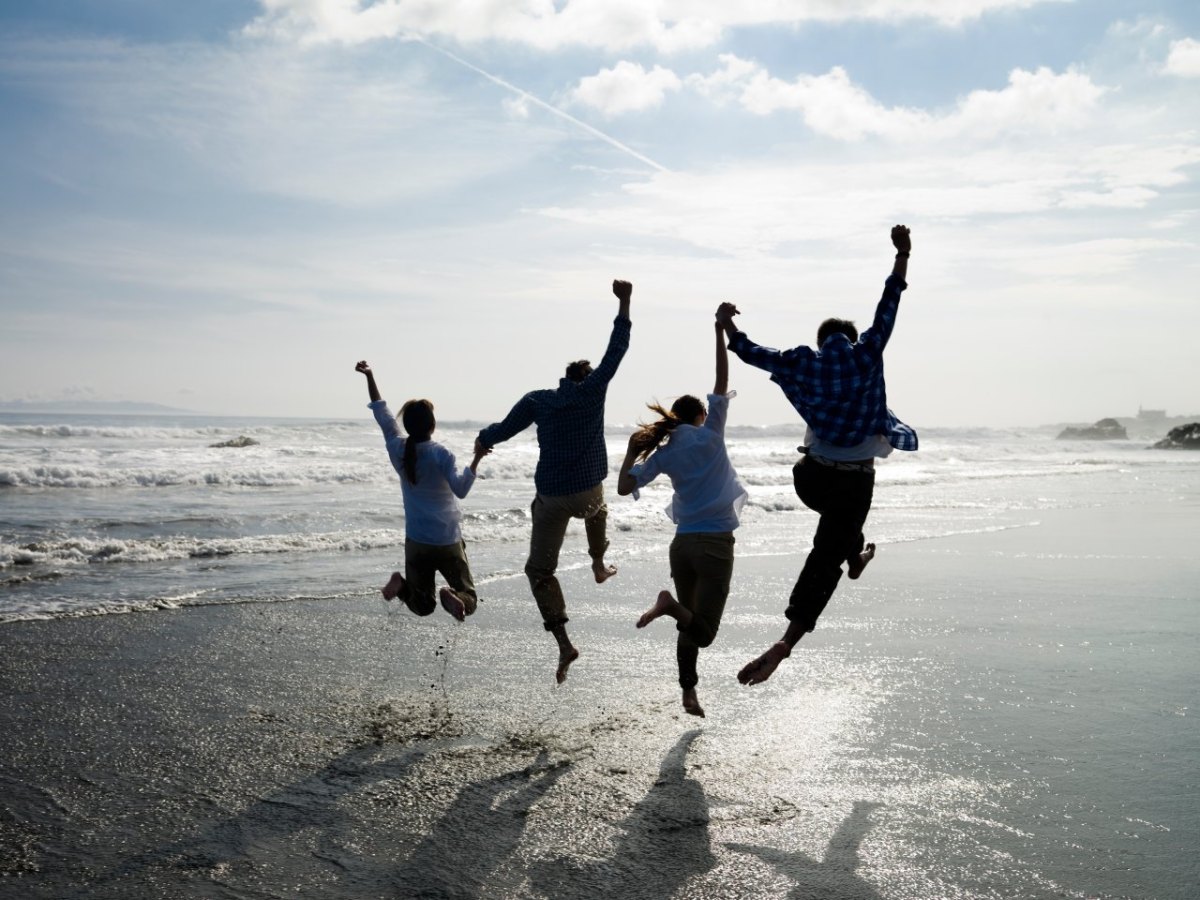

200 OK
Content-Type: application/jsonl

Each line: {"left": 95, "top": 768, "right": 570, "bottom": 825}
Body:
{"left": 1151, "top": 422, "right": 1200, "bottom": 450}
{"left": 210, "top": 435, "right": 259, "bottom": 448}
{"left": 1056, "top": 418, "right": 1128, "bottom": 440}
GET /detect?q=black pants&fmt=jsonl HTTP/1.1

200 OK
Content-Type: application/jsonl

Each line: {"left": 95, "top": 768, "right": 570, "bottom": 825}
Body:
{"left": 786, "top": 457, "right": 875, "bottom": 632}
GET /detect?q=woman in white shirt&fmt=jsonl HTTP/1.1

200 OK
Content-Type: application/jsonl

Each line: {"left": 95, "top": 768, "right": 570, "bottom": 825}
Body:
{"left": 356, "top": 361, "right": 488, "bottom": 622}
{"left": 617, "top": 315, "right": 747, "bottom": 717}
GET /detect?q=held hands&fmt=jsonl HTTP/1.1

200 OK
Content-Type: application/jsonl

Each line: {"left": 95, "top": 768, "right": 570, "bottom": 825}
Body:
{"left": 354, "top": 360, "right": 372, "bottom": 376}
{"left": 891, "top": 224, "right": 911, "bottom": 255}
{"left": 715, "top": 301, "right": 740, "bottom": 327}
{"left": 612, "top": 279, "right": 633, "bottom": 304}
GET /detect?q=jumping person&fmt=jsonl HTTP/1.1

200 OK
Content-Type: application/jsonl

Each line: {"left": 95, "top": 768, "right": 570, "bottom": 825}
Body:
{"left": 719, "top": 224, "right": 917, "bottom": 685}
{"left": 475, "top": 280, "right": 632, "bottom": 683}
{"left": 356, "top": 360, "right": 488, "bottom": 622}
{"left": 616, "top": 316, "right": 747, "bottom": 717}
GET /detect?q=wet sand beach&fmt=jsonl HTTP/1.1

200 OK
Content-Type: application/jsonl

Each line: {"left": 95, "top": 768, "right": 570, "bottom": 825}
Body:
{"left": 2, "top": 502, "right": 1198, "bottom": 899}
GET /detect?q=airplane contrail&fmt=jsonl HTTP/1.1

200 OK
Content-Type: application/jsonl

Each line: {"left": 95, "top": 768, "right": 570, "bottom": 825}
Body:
{"left": 408, "top": 35, "right": 669, "bottom": 173}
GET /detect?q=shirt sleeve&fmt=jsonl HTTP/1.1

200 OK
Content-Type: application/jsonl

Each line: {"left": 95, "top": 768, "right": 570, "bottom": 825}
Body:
{"left": 858, "top": 274, "right": 906, "bottom": 357}
{"left": 702, "top": 392, "right": 732, "bottom": 436}
{"left": 728, "top": 331, "right": 808, "bottom": 377}
{"left": 478, "top": 394, "right": 537, "bottom": 448}
{"left": 439, "top": 447, "right": 477, "bottom": 499}
{"left": 581, "top": 315, "right": 632, "bottom": 393}
{"left": 627, "top": 451, "right": 663, "bottom": 500}
{"left": 369, "top": 400, "right": 401, "bottom": 442}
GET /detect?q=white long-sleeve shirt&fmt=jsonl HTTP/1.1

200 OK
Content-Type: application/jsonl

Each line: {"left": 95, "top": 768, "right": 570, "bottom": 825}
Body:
{"left": 370, "top": 400, "right": 476, "bottom": 545}
{"left": 628, "top": 392, "right": 748, "bottom": 534}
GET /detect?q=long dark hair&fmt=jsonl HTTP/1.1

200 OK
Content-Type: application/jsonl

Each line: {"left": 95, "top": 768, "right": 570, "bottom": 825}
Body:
{"left": 399, "top": 399, "right": 435, "bottom": 484}
{"left": 628, "top": 395, "right": 706, "bottom": 462}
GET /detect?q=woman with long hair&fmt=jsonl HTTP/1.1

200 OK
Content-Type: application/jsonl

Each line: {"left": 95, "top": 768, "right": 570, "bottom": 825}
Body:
{"left": 616, "top": 308, "right": 747, "bottom": 716}
{"left": 355, "top": 360, "right": 488, "bottom": 622}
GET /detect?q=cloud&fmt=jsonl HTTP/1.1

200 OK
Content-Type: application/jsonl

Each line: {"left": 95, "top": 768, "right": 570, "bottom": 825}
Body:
{"left": 569, "top": 61, "right": 683, "bottom": 116}
{"left": 246, "top": 0, "right": 1071, "bottom": 53}
{"left": 1164, "top": 37, "right": 1200, "bottom": 77}
{"left": 687, "top": 56, "right": 1104, "bottom": 141}
{"left": 535, "top": 133, "right": 1200, "bottom": 258}
{"left": 0, "top": 37, "right": 566, "bottom": 208}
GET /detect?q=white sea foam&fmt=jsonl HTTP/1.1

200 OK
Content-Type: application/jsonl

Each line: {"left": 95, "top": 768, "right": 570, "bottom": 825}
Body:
{"left": 0, "top": 529, "right": 407, "bottom": 569}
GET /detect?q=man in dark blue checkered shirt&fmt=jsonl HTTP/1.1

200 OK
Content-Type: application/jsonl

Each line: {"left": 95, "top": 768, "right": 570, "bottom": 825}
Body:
{"left": 476, "top": 279, "right": 632, "bottom": 683}
{"left": 718, "top": 225, "right": 917, "bottom": 686}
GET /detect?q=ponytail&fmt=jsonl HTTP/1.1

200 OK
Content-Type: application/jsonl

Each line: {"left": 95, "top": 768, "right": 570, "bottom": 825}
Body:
{"left": 628, "top": 395, "right": 706, "bottom": 462}
{"left": 399, "top": 399, "right": 436, "bottom": 484}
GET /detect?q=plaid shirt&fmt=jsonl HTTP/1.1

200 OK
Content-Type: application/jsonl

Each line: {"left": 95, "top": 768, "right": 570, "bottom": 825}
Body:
{"left": 479, "top": 315, "right": 631, "bottom": 496}
{"left": 728, "top": 275, "right": 918, "bottom": 452}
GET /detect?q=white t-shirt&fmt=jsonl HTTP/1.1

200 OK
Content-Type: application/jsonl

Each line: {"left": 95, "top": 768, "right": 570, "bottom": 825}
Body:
{"left": 370, "top": 400, "right": 476, "bottom": 545}
{"left": 629, "top": 392, "right": 748, "bottom": 534}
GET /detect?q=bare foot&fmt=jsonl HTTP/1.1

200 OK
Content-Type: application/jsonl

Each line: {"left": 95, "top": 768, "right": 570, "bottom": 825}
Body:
{"left": 636, "top": 590, "right": 678, "bottom": 629}
{"left": 439, "top": 587, "right": 466, "bottom": 622}
{"left": 556, "top": 646, "right": 580, "bottom": 684}
{"left": 737, "top": 641, "right": 791, "bottom": 686}
{"left": 381, "top": 571, "right": 405, "bottom": 601}
{"left": 682, "top": 688, "right": 706, "bottom": 718}
{"left": 592, "top": 560, "right": 618, "bottom": 583}
{"left": 847, "top": 542, "right": 876, "bottom": 580}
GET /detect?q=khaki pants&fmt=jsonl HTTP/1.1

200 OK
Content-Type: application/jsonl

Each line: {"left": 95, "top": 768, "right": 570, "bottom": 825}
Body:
{"left": 669, "top": 532, "right": 735, "bottom": 690}
{"left": 525, "top": 484, "right": 609, "bottom": 629}
{"left": 400, "top": 539, "right": 478, "bottom": 617}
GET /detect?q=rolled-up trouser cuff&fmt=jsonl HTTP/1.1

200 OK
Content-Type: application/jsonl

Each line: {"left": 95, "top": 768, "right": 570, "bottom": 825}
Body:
{"left": 542, "top": 616, "right": 569, "bottom": 632}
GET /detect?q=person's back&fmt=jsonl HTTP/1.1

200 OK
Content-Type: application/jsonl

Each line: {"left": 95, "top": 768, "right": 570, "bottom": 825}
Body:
{"left": 517, "top": 375, "right": 615, "bottom": 496}
{"left": 734, "top": 286, "right": 914, "bottom": 453}
{"left": 384, "top": 432, "right": 469, "bottom": 546}
{"left": 635, "top": 393, "right": 745, "bottom": 534}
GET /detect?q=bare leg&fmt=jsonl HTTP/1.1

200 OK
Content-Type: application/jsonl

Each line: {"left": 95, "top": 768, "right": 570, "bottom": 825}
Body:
{"left": 439, "top": 587, "right": 466, "bottom": 622}
{"left": 847, "top": 542, "right": 876, "bottom": 580}
{"left": 682, "top": 688, "right": 706, "bottom": 718}
{"left": 636, "top": 590, "right": 693, "bottom": 630}
{"left": 551, "top": 624, "right": 579, "bottom": 684}
{"left": 737, "top": 640, "right": 792, "bottom": 686}
{"left": 381, "top": 571, "right": 405, "bottom": 601}
{"left": 592, "top": 559, "right": 618, "bottom": 583}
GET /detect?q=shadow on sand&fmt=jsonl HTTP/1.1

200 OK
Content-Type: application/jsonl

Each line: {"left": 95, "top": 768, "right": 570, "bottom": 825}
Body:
{"left": 531, "top": 728, "right": 715, "bottom": 899}
{"left": 727, "top": 799, "right": 884, "bottom": 900}
{"left": 97, "top": 742, "right": 570, "bottom": 899}
{"left": 388, "top": 749, "right": 570, "bottom": 898}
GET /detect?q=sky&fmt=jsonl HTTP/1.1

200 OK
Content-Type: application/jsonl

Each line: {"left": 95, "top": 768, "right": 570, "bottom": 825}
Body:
{"left": 1, "top": 0, "right": 1198, "bottom": 428}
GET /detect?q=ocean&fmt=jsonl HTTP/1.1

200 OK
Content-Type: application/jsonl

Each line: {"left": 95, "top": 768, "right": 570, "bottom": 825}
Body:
{"left": 3, "top": 412, "right": 1193, "bottom": 625}
{"left": 1, "top": 411, "right": 1197, "bottom": 898}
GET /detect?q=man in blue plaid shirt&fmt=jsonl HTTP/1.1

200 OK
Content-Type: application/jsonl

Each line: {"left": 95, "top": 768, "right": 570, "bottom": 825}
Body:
{"left": 476, "top": 279, "right": 632, "bottom": 683}
{"left": 717, "top": 225, "right": 917, "bottom": 686}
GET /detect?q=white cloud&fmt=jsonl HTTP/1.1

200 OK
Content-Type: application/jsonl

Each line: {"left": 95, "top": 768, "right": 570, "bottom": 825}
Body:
{"left": 535, "top": 134, "right": 1200, "bottom": 258}
{"left": 247, "top": 0, "right": 1070, "bottom": 53}
{"left": 569, "top": 61, "right": 682, "bottom": 116}
{"left": 0, "top": 38, "right": 562, "bottom": 208}
{"left": 1164, "top": 37, "right": 1200, "bottom": 77}
{"left": 687, "top": 56, "right": 1104, "bottom": 141}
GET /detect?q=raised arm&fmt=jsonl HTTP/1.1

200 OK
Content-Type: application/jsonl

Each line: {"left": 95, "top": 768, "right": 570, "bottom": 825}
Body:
{"left": 860, "top": 225, "right": 913, "bottom": 355}
{"left": 582, "top": 280, "right": 633, "bottom": 391}
{"left": 355, "top": 360, "right": 381, "bottom": 403}
{"left": 714, "top": 304, "right": 738, "bottom": 395}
